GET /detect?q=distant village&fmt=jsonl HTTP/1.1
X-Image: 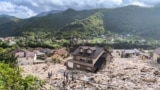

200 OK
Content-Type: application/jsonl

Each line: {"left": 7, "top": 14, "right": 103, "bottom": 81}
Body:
{"left": 1, "top": 36, "right": 160, "bottom": 90}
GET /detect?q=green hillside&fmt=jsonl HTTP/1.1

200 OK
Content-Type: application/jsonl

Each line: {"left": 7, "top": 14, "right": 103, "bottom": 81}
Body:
{"left": 103, "top": 5, "right": 160, "bottom": 39}
{"left": 0, "top": 5, "right": 160, "bottom": 39}
{"left": 0, "top": 15, "right": 19, "bottom": 25}
{"left": 0, "top": 9, "right": 100, "bottom": 36}
{"left": 58, "top": 13, "right": 105, "bottom": 39}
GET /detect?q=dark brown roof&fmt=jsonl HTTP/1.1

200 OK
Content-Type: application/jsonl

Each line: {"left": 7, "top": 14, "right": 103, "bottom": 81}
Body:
{"left": 10, "top": 49, "right": 36, "bottom": 58}
{"left": 154, "top": 48, "right": 160, "bottom": 55}
{"left": 94, "top": 53, "right": 107, "bottom": 69}
{"left": 72, "top": 46, "right": 104, "bottom": 59}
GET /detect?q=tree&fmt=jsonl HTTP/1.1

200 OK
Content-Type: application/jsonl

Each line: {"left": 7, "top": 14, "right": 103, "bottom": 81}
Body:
{"left": 0, "top": 53, "right": 18, "bottom": 68}
{"left": 0, "top": 63, "right": 44, "bottom": 90}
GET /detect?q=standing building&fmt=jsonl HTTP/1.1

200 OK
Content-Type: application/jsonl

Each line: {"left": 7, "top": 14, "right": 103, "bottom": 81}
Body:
{"left": 66, "top": 46, "right": 112, "bottom": 72}
{"left": 11, "top": 49, "right": 37, "bottom": 65}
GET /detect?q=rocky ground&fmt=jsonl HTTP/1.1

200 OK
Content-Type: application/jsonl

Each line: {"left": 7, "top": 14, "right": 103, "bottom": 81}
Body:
{"left": 21, "top": 51, "right": 160, "bottom": 90}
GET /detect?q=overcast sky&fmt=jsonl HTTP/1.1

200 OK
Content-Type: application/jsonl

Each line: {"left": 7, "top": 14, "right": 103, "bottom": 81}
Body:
{"left": 0, "top": 0, "right": 160, "bottom": 18}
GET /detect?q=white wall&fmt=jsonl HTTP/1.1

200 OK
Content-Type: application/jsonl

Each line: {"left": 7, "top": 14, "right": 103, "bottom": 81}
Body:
{"left": 18, "top": 56, "right": 36, "bottom": 65}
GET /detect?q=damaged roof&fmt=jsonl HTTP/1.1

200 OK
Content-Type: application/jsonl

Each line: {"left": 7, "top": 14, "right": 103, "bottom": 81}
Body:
{"left": 72, "top": 46, "right": 104, "bottom": 59}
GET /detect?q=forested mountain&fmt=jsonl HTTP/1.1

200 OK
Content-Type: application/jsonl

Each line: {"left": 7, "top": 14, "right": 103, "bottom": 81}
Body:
{"left": 58, "top": 12, "right": 105, "bottom": 39}
{"left": 0, "top": 5, "right": 160, "bottom": 39}
{"left": 0, "top": 15, "right": 20, "bottom": 25}
{"left": 103, "top": 5, "right": 160, "bottom": 39}
{"left": 0, "top": 8, "right": 100, "bottom": 36}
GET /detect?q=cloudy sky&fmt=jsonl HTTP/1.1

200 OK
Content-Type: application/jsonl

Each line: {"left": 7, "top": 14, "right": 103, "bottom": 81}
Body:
{"left": 0, "top": 0, "right": 160, "bottom": 18}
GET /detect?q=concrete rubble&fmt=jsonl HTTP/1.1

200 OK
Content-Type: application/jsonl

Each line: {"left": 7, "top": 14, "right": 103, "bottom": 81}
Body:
{"left": 21, "top": 51, "right": 160, "bottom": 90}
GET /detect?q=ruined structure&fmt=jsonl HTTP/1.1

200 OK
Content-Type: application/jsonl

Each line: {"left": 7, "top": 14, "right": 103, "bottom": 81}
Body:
{"left": 66, "top": 46, "right": 112, "bottom": 72}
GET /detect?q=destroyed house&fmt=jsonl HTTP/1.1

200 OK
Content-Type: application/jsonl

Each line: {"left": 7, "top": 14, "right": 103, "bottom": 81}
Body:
{"left": 66, "top": 46, "right": 112, "bottom": 72}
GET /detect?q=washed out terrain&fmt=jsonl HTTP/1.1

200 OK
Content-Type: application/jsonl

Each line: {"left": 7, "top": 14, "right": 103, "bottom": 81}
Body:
{"left": 21, "top": 50, "right": 160, "bottom": 90}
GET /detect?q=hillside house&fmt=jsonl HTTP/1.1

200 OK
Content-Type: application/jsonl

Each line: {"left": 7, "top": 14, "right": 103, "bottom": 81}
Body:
{"left": 27, "top": 48, "right": 50, "bottom": 60}
{"left": 66, "top": 46, "right": 112, "bottom": 72}
{"left": 11, "top": 49, "right": 37, "bottom": 65}
{"left": 16, "top": 51, "right": 37, "bottom": 65}
{"left": 40, "top": 48, "right": 53, "bottom": 56}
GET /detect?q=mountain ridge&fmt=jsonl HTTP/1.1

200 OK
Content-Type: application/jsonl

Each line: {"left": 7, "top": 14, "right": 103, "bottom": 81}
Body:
{"left": 0, "top": 15, "right": 20, "bottom": 25}
{"left": 0, "top": 5, "right": 160, "bottom": 39}
{"left": 36, "top": 10, "right": 64, "bottom": 17}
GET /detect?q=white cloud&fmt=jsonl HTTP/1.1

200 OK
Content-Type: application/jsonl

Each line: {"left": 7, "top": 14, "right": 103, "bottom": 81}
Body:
{"left": 129, "top": 1, "right": 153, "bottom": 7}
{"left": 0, "top": 1, "right": 15, "bottom": 12}
{"left": 27, "top": 0, "right": 123, "bottom": 11}
{"left": 0, "top": 1, "right": 36, "bottom": 18}
{"left": 12, "top": 5, "right": 36, "bottom": 18}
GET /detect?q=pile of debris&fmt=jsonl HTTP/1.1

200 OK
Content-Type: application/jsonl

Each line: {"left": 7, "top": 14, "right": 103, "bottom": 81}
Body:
{"left": 22, "top": 55, "right": 160, "bottom": 90}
